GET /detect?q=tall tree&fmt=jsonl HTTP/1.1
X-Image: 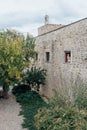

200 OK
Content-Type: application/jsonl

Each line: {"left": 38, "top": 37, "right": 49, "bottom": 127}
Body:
{"left": 0, "top": 30, "right": 36, "bottom": 98}
{"left": 0, "top": 30, "right": 24, "bottom": 98}
{"left": 23, "top": 33, "right": 36, "bottom": 67}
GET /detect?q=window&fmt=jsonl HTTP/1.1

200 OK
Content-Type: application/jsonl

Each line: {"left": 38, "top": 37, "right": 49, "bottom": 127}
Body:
{"left": 46, "top": 52, "right": 50, "bottom": 62}
{"left": 64, "top": 51, "right": 71, "bottom": 63}
{"left": 36, "top": 53, "right": 38, "bottom": 61}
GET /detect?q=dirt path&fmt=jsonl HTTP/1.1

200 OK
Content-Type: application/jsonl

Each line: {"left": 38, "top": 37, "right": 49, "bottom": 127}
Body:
{"left": 0, "top": 92, "right": 27, "bottom": 130}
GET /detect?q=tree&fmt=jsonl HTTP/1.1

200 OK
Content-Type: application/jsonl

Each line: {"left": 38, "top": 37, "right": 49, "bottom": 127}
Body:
{"left": 0, "top": 30, "right": 24, "bottom": 98}
{"left": 0, "top": 30, "right": 36, "bottom": 98}
{"left": 23, "top": 33, "right": 36, "bottom": 67}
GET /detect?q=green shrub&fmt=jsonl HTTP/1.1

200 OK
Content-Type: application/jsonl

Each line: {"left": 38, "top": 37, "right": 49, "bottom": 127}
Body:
{"left": 73, "top": 82, "right": 87, "bottom": 110}
{"left": 22, "top": 67, "right": 47, "bottom": 91}
{"left": 16, "top": 91, "right": 45, "bottom": 105}
{"left": 35, "top": 98, "right": 87, "bottom": 130}
{"left": 34, "top": 77, "right": 87, "bottom": 130}
{"left": 12, "top": 84, "right": 31, "bottom": 95}
{"left": 75, "top": 90, "right": 87, "bottom": 110}
{"left": 16, "top": 91, "right": 47, "bottom": 130}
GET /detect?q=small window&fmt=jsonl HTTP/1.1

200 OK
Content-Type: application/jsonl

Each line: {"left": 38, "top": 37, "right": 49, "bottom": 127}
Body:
{"left": 46, "top": 52, "right": 50, "bottom": 62}
{"left": 36, "top": 53, "right": 38, "bottom": 61}
{"left": 65, "top": 51, "right": 71, "bottom": 63}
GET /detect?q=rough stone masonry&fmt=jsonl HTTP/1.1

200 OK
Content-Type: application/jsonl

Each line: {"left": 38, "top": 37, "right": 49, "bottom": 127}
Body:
{"left": 35, "top": 17, "right": 87, "bottom": 98}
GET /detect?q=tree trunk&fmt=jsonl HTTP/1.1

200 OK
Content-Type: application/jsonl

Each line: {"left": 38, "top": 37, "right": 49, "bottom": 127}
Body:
{"left": 3, "top": 90, "right": 9, "bottom": 99}
{"left": 3, "top": 85, "right": 9, "bottom": 99}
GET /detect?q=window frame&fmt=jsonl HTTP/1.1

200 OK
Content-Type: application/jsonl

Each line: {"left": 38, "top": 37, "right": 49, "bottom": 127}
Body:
{"left": 35, "top": 53, "right": 38, "bottom": 61}
{"left": 64, "top": 50, "right": 72, "bottom": 63}
{"left": 46, "top": 52, "right": 50, "bottom": 62}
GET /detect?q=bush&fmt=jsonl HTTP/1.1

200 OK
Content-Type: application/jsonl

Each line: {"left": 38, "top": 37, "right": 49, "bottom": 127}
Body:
{"left": 16, "top": 91, "right": 45, "bottom": 105}
{"left": 12, "top": 84, "right": 31, "bottom": 95}
{"left": 16, "top": 91, "right": 47, "bottom": 130}
{"left": 75, "top": 89, "right": 87, "bottom": 110}
{"left": 73, "top": 81, "right": 87, "bottom": 110}
{"left": 75, "top": 85, "right": 87, "bottom": 110}
{"left": 34, "top": 77, "right": 87, "bottom": 130}
{"left": 22, "top": 67, "right": 47, "bottom": 91}
{"left": 35, "top": 98, "right": 87, "bottom": 130}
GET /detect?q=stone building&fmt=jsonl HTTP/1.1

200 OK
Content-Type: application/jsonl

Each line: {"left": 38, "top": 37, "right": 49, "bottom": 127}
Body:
{"left": 35, "top": 16, "right": 87, "bottom": 98}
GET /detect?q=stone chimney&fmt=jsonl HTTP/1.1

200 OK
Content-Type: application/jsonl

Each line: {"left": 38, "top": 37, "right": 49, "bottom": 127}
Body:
{"left": 38, "top": 15, "right": 64, "bottom": 35}
{"left": 45, "top": 15, "right": 49, "bottom": 25}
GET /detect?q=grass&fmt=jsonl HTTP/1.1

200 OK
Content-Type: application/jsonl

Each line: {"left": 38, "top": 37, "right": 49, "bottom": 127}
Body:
{"left": 16, "top": 91, "right": 47, "bottom": 130}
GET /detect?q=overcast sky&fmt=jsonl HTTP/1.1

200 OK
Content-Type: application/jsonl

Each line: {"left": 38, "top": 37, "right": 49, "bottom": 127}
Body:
{"left": 0, "top": 0, "right": 87, "bottom": 36}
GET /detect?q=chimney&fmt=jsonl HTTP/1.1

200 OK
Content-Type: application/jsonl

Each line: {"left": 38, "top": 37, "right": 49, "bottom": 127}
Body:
{"left": 45, "top": 15, "right": 49, "bottom": 25}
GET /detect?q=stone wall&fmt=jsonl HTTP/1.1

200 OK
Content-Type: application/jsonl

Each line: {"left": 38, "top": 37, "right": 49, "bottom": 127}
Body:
{"left": 38, "top": 24, "right": 64, "bottom": 35}
{"left": 35, "top": 18, "right": 87, "bottom": 98}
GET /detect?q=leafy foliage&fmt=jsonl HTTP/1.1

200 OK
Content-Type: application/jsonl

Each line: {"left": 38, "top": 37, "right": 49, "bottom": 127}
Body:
{"left": 35, "top": 96, "right": 87, "bottom": 130}
{"left": 16, "top": 91, "right": 47, "bottom": 130}
{"left": 72, "top": 79, "right": 87, "bottom": 110}
{"left": 0, "top": 30, "right": 24, "bottom": 91}
{"left": 35, "top": 80, "right": 87, "bottom": 130}
{"left": 23, "top": 33, "right": 36, "bottom": 67}
{"left": 0, "top": 30, "right": 36, "bottom": 93}
{"left": 75, "top": 91, "right": 87, "bottom": 109}
{"left": 12, "top": 84, "right": 31, "bottom": 95}
{"left": 15, "top": 76, "right": 87, "bottom": 130}
{"left": 22, "top": 67, "right": 47, "bottom": 91}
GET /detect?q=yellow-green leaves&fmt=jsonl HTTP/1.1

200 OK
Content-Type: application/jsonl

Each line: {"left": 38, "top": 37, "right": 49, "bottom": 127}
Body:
{"left": 0, "top": 30, "right": 24, "bottom": 85}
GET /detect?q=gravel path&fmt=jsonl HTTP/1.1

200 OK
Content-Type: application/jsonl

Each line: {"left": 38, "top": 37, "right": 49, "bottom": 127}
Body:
{"left": 0, "top": 92, "right": 27, "bottom": 130}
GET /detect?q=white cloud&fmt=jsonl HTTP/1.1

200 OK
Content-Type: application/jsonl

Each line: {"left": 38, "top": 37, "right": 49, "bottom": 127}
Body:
{"left": 11, "top": 23, "right": 42, "bottom": 36}
{"left": 0, "top": 0, "right": 87, "bottom": 36}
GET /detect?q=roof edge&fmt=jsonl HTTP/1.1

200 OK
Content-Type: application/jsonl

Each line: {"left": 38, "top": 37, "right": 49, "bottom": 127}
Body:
{"left": 36, "top": 17, "right": 87, "bottom": 38}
